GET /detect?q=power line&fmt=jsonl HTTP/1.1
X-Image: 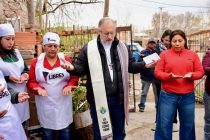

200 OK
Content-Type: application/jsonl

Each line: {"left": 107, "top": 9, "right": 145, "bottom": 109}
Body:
{"left": 142, "top": 0, "right": 210, "bottom": 9}
{"left": 118, "top": 0, "right": 157, "bottom": 9}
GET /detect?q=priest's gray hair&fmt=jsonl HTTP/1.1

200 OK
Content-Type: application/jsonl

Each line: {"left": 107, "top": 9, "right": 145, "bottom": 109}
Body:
{"left": 98, "top": 17, "right": 117, "bottom": 27}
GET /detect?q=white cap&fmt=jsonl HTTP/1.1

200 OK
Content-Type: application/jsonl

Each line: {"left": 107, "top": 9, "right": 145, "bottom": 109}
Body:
{"left": 0, "top": 24, "right": 15, "bottom": 37}
{"left": 43, "top": 32, "right": 60, "bottom": 46}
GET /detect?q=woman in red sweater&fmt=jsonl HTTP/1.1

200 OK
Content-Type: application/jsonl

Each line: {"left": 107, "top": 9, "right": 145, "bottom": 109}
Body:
{"left": 154, "top": 30, "right": 204, "bottom": 140}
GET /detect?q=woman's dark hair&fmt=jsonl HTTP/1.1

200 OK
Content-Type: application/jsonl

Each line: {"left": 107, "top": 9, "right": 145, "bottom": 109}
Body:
{"left": 170, "top": 29, "right": 188, "bottom": 49}
{"left": 0, "top": 37, "right": 17, "bottom": 59}
{"left": 161, "top": 29, "right": 172, "bottom": 42}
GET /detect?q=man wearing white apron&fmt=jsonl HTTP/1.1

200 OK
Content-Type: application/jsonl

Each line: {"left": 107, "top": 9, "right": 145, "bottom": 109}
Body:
{"left": 27, "top": 32, "right": 78, "bottom": 140}
{"left": 0, "top": 70, "right": 27, "bottom": 140}
{"left": 61, "top": 17, "right": 150, "bottom": 140}
{"left": 0, "top": 24, "right": 30, "bottom": 124}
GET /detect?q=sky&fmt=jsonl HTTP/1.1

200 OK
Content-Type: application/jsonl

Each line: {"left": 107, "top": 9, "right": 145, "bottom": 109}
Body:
{"left": 50, "top": 0, "right": 210, "bottom": 30}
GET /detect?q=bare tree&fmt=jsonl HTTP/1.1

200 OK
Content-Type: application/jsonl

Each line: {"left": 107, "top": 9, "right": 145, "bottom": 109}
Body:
{"left": 170, "top": 12, "right": 203, "bottom": 34}
{"left": 0, "top": 0, "right": 29, "bottom": 30}
{"left": 151, "top": 11, "right": 204, "bottom": 37}
{"left": 151, "top": 11, "right": 170, "bottom": 37}
{"left": 46, "top": 0, "right": 101, "bottom": 14}
{"left": 35, "top": 0, "right": 102, "bottom": 30}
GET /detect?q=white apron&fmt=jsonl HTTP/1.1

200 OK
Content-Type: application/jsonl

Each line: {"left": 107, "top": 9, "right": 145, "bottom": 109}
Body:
{"left": 0, "top": 49, "right": 30, "bottom": 123}
{"left": 0, "top": 71, "right": 27, "bottom": 140}
{"left": 35, "top": 53, "right": 73, "bottom": 130}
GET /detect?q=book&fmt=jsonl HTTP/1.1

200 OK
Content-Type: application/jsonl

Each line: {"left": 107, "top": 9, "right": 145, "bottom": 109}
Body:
{"left": 143, "top": 52, "right": 160, "bottom": 65}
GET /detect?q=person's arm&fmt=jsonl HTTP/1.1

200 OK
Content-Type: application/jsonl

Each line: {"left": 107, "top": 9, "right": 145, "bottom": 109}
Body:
{"left": 202, "top": 50, "right": 210, "bottom": 76}
{"left": 8, "top": 86, "right": 19, "bottom": 104}
{"left": 27, "top": 58, "right": 45, "bottom": 95}
{"left": 4, "top": 76, "right": 9, "bottom": 82}
{"left": 189, "top": 52, "right": 204, "bottom": 80}
{"left": 128, "top": 47, "right": 146, "bottom": 73}
{"left": 64, "top": 57, "right": 79, "bottom": 88}
{"left": 21, "top": 62, "right": 29, "bottom": 74}
{"left": 154, "top": 52, "right": 171, "bottom": 81}
{"left": 71, "top": 45, "right": 89, "bottom": 76}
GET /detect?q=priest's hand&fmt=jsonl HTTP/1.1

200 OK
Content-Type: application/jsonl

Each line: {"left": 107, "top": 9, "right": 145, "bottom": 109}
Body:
{"left": 145, "top": 60, "right": 158, "bottom": 68}
{"left": 60, "top": 59, "right": 74, "bottom": 71}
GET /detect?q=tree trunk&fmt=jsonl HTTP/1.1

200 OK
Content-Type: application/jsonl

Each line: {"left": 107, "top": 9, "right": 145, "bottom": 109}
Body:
{"left": 38, "top": 0, "right": 43, "bottom": 29}
{"left": 27, "top": 0, "right": 35, "bottom": 24}
{"left": 103, "top": 0, "right": 109, "bottom": 17}
{"left": 44, "top": 0, "right": 48, "bottom": 32}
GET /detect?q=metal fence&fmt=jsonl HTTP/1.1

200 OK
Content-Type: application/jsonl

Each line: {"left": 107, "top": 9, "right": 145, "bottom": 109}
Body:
{"left": 188, "top": 30, "right": 210, "bottom": 103}
{"left": 58, "top": 25, "right": 138, "bottom": 111}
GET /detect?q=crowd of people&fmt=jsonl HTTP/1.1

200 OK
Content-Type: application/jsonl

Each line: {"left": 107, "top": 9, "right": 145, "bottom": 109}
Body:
{"left": 0, "top": 17, "right": 209, "bottom": 140}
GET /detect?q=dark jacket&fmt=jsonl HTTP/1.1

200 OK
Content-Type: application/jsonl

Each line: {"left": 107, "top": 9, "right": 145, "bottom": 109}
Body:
{"left": 72, "top": 36, "right": 145, "bottom": 106}
{"left": 137, "top": 48, "right": 156, "bottom": 81}
{"left": 9, "top": 86, "right": 19, "bottom": 104}
{"left": 202, "top": 50, "right": 210, "bottom": 94}
{"left": 154, "top": 42, "right": 166, "bottom": 85}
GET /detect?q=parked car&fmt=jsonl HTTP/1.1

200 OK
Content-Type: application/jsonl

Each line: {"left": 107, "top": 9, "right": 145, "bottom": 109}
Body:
{"left": 126, "top": 42, "right": 144, "bottom": 52}
{"left": 126, "top": 42, "right": 145, "bottom": 62}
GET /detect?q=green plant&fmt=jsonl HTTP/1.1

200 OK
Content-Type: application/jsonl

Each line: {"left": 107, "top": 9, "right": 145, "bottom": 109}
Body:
{"left": 72, "top": 85, "right": 89, "bottom": 114}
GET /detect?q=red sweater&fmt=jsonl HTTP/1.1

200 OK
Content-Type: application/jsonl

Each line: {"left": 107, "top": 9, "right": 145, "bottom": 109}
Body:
{"left": 154, "top": 48, "right": 204, "bottom": 94}
{"left": 27, "top": 56, "right": 78, "bottom": 95}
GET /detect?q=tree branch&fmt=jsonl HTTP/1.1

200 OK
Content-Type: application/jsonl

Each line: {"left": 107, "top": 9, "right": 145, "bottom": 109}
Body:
{"left": 47, "top": 0, "right": 103, "bottom": 14}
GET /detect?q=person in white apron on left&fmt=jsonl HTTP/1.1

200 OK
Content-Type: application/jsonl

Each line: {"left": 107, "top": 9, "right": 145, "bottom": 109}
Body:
{"left": 0, "top": 70, "right": 28, "bottom": 140}
{"left": 27, "top": 32, "right": 78, "bottom": 140}
{"left": 0, "top": 24, "right": 30, "bottom": 124}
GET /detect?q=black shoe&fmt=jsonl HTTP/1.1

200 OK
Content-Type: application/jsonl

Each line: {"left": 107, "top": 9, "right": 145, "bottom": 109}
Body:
{"left": 151, "top": 123, "right": 156, "bottom": 131}
{"left": 139, "top": 107, "right": 144, "bottom": 112}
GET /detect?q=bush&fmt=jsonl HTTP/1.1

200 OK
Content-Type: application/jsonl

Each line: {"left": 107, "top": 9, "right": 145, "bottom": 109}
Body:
{"left": 72, "top": 86, "right": 89, "bottom": 114}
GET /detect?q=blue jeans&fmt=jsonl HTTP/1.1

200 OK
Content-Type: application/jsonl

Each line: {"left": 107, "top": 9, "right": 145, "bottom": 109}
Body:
{"left": 42, "top": 126, "right": 70, "bottom": 140}
{"left": 155, "top": 90, "right": 195, "bottom": 140}
{"left": 90, "top": 96, "right": 126, "bottom": 140}
{"left": 204, "top": 91, "right": 210, "bottom": 140}
{"left": 139, "top": 79, "right": 157, "bottom": 108}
